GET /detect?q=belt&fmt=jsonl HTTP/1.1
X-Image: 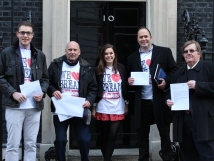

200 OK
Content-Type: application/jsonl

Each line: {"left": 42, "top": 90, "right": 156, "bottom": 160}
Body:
{"left": 141, "top": 99, "right": 153, "bottom": 102}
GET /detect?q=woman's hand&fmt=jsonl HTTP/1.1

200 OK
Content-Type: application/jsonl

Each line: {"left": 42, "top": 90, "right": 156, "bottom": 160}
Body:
{"left": 92, "top": 106, "right": 96, "bottom": 118}
{"left": 124, "top": 104, "right": 128, "bottom": 115}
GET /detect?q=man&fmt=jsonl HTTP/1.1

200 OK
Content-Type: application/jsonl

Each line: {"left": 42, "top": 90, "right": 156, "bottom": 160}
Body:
{"left": 47, "top": 41, "right": 97, "bottom": 161}
{"left": 127, "top": 26, "right": 178, "bottom": 161}
{"left": 0, "top": 21, "right": 49, "bottom": 161}
{"left": 167, "top": 40, "right": 214, "bottom": 161}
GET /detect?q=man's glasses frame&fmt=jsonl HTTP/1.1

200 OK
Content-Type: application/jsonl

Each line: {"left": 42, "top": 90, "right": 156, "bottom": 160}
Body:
{"left": 183, "top": 49, "right": 198, "bottom": 54}
{"left": 18, "top": 31, "right": 33, "bottom": 36}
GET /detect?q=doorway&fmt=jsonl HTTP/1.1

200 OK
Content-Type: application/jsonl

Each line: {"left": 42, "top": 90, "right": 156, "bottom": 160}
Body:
{"left": 70, "top": 1, "right": 146, "bottom": 149}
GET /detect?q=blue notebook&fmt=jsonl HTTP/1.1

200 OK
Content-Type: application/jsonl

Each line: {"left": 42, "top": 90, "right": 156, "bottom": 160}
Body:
{"left": 154, "top": 64, "right": 166, "bottom": 84}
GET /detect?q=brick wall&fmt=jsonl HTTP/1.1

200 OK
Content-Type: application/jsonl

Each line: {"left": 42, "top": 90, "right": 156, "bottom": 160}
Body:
{"left": 0, "top": 0, "right": 43, "bottom": 144}
{"left": 177, "top": 0, "right": 213, "bottom": 66}
{"left": 0, "top": 0, "right": 43, "bottom": 49}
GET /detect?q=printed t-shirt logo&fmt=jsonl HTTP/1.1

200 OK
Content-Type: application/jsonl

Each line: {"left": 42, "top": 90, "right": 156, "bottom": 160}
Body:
{"left": 111, "top": 74, "right": 121, "bottom": 82}
{"left": 102, "top": 73, "right": 121, "bottom": 99}
{"left": 22, "top": 57, "right": 32, "bottom": 82}
{"left": 61, "top": 71, "right": 79, "bottom": 96}
{"left": 71, "top": 72, "right": 79, "bottom": 80}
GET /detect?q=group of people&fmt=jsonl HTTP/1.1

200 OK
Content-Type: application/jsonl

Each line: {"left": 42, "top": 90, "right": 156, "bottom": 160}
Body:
{"left": 0, "top": 21, "right": 214, "bottom": 161}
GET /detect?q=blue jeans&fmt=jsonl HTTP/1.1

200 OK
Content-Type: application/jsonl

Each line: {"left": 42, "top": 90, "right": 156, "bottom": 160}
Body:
{"left": 53, "top": 115, "right": 90, "bottom": 161}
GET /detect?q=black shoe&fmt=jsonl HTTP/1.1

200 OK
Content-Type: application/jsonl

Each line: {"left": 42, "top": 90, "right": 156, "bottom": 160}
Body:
{"left": 159, "top": 150, "right": 174, "bottom": 161}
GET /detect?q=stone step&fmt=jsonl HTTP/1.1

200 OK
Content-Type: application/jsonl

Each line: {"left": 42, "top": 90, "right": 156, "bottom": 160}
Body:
{"left": 67, "top": 148, "right": 139, "bottom": 161}
{"left": 67, "top": 155, "right": 139, "bottom": 161}
{"left": 66, "top": 148, "right": 162, "bottom": 161}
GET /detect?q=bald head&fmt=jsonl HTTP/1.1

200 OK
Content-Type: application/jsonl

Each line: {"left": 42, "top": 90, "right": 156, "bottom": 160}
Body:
{"left": 65, "top": 41, "right": 81, "bottom": 62}
{"left": 66, "top": 41, "right": 80, "bottom": 50}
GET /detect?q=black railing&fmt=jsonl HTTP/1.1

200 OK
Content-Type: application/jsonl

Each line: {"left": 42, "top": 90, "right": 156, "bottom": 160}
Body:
{"left": 182, "top": 9, "right": 213, "bottom": 62}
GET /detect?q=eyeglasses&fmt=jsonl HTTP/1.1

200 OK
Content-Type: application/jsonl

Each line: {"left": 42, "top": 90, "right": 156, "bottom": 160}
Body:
{"left": 183, "top": 49, "right": 197, "bottom": 54}
{"left": 18, "top": 31, "right": 33, "bottom": 36}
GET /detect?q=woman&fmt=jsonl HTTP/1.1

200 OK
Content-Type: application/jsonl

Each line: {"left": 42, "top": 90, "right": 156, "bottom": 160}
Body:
{"left": 92, "top": 44, "right": 129, "bottom": 161}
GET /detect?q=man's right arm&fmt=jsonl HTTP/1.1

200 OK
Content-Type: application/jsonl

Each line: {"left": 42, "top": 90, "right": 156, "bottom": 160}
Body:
{"left": 0, "top": 49, "right": 17, "bottom": 97}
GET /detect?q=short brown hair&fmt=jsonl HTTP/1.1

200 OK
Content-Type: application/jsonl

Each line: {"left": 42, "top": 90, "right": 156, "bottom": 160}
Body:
{"left": 17, "top": 21, "right": 34, "bottom": 32}
{"left": 182, "top": 40, "right": 202, "bottom": 57}
{"left": 137, "top": 26, "right": 152, "bottom": 36}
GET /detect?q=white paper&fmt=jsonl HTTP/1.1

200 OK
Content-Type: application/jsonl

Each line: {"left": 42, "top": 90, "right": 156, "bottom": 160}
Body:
{"left": 19, "top": 80, "right": 43, "bottom": 109}
{"left": 52, "top": 93, "right": 85, "bottom": 118}
{"left": 57, "top": 114, "right": 73, "bottom": 122}
{"left": 131, "top": 72, "right": 149, "bottom": 85}
{"left": 170, "top": 83, "right": 189, "bottom": 111}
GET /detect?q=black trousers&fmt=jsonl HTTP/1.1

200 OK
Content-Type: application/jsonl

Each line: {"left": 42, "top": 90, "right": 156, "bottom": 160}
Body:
{"left": 137, "top": 100, "right": 173, "bottom": 161}
{"left": 180, "top": 112, "right": 214, "bottom": 161}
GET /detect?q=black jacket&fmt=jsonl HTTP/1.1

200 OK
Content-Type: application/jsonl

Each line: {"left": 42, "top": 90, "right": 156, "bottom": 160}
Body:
{"left": 0, "top": 41, "right": 49, "bottom": 110}
{"left": 47, "top": 55, "right": 97, "bottom": 112}
{"left": 169, "top": 60, "right": 214, "bottom": 142}
{"left": 95, "top": 63, "right": 129, "bottom": 103}
{"left": 127, "top": 44, "right": 178, "bottom": 128}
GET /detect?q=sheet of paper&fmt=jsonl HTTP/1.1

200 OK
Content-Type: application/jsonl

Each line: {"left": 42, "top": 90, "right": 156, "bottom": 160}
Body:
{"left": 57, "top": 114, "right": 73, "bottom": 122}
{"left": 131, "top": 72, "right": 149, "bottom": 85}
{"left": 170, "top": 83, "right": 189, "bottom": 111}
{"left": 52, "top": 93, "right": 85, "bottom": 118}
{"left": 19, "top": 80, "right": 43, "bottom": 109}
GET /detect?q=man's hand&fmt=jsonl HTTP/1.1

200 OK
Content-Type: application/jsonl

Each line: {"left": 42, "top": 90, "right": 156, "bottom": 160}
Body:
{"left": 128, "top": 77, "right": 134, "bottom": 85}
{"left": 34, "top": 93, "right": 44, "bottom": 102}
{"left": 166, "top": 99, "right": 174, "bottom": 108}
{"left": 157, "top": 78, "right": 166, "bottom": 90}
{"left": 53, "top": 91, "right": 62, "bottom": 99}
{"left": 187, "top": 80, "right": 196, "bottom": 89}
{"left": 12, "top": 92, "right": 26, "bottom": 103}
{"left": 83, "top": 100, "right": 91, "bottom": 108}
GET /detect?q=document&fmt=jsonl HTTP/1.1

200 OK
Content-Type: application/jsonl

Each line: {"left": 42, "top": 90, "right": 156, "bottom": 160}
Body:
{"left": 170, "top": 83, "right": 189, "bottom": 110}
{"left": 131, "top": 72, "right": 149, "bottom": 85}
{"left": 19, "top": 80, "right": 43, "bottom": 109}
{"left": 57, "top": 114, "right": 73, "bottom": 122}
{"left": 52, "top": 92, "right": 85, "bottom": 119}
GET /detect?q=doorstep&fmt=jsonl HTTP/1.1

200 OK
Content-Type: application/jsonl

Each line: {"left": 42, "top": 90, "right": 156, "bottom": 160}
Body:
{"left": 67, "top": 148, "right": 139, "bottom": 161}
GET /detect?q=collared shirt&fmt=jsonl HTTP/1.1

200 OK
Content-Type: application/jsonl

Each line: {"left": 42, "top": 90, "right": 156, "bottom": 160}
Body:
{"left": 19, "top": 43, "right": 30, "bottom": 50}
{"left": 187, "top": 60, "right": 199, "bottom": 70}
{"left": 139, "top": 46, "right": 153, "bottom": 55}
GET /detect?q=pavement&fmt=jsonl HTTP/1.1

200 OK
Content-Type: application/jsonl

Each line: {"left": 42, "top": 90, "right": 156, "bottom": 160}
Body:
{"left": 67, "top": 148, "right": 140, "bottom": 161}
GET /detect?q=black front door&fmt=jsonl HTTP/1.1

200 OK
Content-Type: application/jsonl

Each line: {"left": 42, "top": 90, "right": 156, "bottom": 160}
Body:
{"left": 70, "top": 1, "right": 146, "bottom": 149}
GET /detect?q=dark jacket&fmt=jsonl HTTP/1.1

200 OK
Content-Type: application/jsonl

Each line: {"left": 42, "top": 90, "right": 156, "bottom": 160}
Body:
{"left": 47, "top": 55, "right": 97, "bottom": 112}
{"left": 95, "top": 63, "right": 128, "bottom": 103}
{"left": 169, "top": 60, "right": 214, "bottom": 142}
{"left": 0, "top": 40, "right": 49, "bottom": 110}
{"left": 127, "top": 44, "right": 178, "bottom": 128}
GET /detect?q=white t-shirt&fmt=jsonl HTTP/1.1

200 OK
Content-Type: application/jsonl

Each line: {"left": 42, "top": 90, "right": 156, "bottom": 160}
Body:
{"left": 16, "top": 49, "right": 34, "bottom": 109}
{"left": 61, "top": 61, "right": 80, "bottom": 96}
{"left": 140, "top": 50, "right": 153, "bottom": 99}
{"left": 96, "top": 66, "right": 125, "bottom": 114}
{"left": 21, "top": 49, "right": 32, "bottom": 83}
